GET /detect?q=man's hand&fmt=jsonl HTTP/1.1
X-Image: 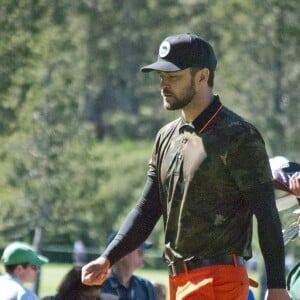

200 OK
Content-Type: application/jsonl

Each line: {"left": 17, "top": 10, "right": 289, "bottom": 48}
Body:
{"left": 81, "top": 256, "right": 110, "bottom": 286}
{"left": 265, "top": 288, "right": 292, "bottom": 299}
{"left": 289, "top": 172, "right": 300, "bottom": 196}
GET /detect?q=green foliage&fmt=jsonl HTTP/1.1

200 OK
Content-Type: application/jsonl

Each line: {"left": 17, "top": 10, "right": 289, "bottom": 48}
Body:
{"left": 0, "top": 137, "right": 153, "bottom": 248}
{"left": 0, "top": 0, "right": 48, "bottom": 133}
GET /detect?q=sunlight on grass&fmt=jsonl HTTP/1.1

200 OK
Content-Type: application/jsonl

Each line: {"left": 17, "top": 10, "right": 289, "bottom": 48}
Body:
{"left": 39, "top": 263, "right": 73, "bottom": 298}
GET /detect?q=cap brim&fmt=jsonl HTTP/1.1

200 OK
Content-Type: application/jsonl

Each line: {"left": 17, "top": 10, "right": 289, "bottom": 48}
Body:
{"left": 282, "top": 162, "right": 300, "bottom": 174}
{"left": 31, "top": 254, "right": 49, "bottom": 267}
{"left": 141, "top": 60, "right": 181, "bottom": 72}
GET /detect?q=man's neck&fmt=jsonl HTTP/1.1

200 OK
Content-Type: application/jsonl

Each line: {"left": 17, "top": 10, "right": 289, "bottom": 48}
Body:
{"left": 182, "top": 92, "right": 214, "bottom": 123}
{"left": 112, "top": 267, "right": 133, "bottom": 288}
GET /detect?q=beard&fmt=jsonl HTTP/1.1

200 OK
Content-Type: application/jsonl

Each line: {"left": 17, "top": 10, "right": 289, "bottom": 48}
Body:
{"left": 162, "top": 78, "right": 196, "bottom": 111}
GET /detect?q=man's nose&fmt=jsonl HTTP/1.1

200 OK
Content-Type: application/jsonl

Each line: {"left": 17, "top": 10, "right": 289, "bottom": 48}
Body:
{"left": 160, "top": 77, "right": 170, "bottom": 89}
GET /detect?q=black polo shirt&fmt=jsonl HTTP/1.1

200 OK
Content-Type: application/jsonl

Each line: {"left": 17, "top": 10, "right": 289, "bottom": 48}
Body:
{"left": 148, "top": 96, "right": 273, "bottom": 263}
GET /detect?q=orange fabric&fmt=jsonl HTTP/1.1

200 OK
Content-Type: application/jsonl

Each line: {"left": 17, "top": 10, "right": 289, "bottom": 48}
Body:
{"left": 198, "top": 105, "right": 223, "bottom": 133}
{"left": 168, "top": 264, "right": 249, "bottom": 300}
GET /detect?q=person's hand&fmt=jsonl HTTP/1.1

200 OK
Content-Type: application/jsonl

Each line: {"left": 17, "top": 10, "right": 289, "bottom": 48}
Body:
{"left": 293, "top": 208, "right": 300, "bottom": 225}
{"left": 265, "top": 288, "right": 292, "bottom": 299}
{"left": 289, "top": 172, "right": 300, "bottom": 196}
{"left": 81, "top": 256, "right": 110, "bottom": 286}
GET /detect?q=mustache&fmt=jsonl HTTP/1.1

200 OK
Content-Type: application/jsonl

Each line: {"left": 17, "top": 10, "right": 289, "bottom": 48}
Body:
{"left": 161, "top": 88, "right": 173, "bottom": 96}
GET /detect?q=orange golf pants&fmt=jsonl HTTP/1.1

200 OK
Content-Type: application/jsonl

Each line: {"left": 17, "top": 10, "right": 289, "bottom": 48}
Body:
{"left": 168, "top": 264, "right": 249, "bottom": 300}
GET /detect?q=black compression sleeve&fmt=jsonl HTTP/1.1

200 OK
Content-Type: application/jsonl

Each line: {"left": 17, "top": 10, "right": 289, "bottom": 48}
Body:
{"left": 243, "top": 182, "right": 286, "bottom": 288}
{"left": 102, "top": 176, "right": 162, "bottom": 265}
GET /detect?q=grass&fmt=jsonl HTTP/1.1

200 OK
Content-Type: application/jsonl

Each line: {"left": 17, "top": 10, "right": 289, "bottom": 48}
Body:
{"left": 38, "top": 263, "right": 72, "bottom": 297}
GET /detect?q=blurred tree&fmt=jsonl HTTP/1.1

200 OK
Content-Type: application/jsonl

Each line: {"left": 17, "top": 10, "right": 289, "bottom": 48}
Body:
{"left": 0, "top": 0, "right": 48, "bottom": 134}
{"left": 0, "top": 0, "right": 89, "bottom": 245}
{"left": 79, "top": 0, "right": 183, "bottom": 139}
{"left": 206, "top": 0, "right": 300, "bottom": 159}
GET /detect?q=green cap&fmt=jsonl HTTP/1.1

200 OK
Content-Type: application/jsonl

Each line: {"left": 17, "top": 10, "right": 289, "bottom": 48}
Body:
{"left": 1, "top": 242, "right": 49, "bottom": 267}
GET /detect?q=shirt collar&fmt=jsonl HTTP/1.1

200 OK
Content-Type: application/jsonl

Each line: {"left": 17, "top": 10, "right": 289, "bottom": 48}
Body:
{"left": 108, "top": 271, "right": 135, "bottom": 288}
{"left": 3, "top": 274, "right": 22, "bottom": 284}
{"left": 179, "top": 95, "right": 222, "bottom": 133}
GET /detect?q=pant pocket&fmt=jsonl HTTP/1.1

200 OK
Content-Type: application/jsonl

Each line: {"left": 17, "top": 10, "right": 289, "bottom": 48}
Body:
{"left": 176, "top": 278, "right": 216, "bottom": 300}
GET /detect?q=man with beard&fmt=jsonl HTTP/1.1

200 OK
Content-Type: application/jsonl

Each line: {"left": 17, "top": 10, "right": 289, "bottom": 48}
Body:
{"left": 82, "top": 33, "right": 291, "bottom": 300}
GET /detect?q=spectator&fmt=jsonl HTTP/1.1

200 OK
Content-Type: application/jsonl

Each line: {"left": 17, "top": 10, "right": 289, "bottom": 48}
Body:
{"left": 101, "top": 232, "right": 157, "bottom": 300}
{"left": 269, "top": 156, "right": 300, "bottom": 211}
{"left": 275, "top": 158, "right": 300, "bottom": 300}
{"left": 73, "top": 240, "right": 87, "bottom": 265}
{"left": 270, "top": 157, "right": 300, "bottom": 244}
{"left": 0, "top": 241, "right": 49, "bottom": 300}
{"left": 267, "top": 157, "right": 300, "bottom": 299}
{"left": 41, "top": 265, "right": 117, "bottom": 300}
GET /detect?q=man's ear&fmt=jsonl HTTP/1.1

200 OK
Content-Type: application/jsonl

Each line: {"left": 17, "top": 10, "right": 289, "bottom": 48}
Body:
{"left": 13, "top": 264, "right": 24, "bottom": 277}
{"left": 197, "top": 68, "right": 210, "bottom": 83}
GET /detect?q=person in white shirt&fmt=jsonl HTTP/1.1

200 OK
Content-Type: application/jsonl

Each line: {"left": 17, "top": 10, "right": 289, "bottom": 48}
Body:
{"left": 0, "top": 241, "right": 48, "bottom": 300}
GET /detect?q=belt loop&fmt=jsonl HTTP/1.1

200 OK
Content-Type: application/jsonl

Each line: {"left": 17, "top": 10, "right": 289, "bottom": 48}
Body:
{"left": 183, "top": 261, "right": 189, "bottom": 274}
{"left": 232, "top": 254, "right": 237, "bottom": 266}
{"left": 170, "top": 263, "right": 177, "bottom": 277}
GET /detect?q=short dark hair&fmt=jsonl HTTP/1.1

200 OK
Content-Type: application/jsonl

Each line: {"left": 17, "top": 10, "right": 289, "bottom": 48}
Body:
{"left": 190, "top": 67, "right": 215, "bottom": 88}
{"left": 5, "top": 262, "right": 30, "bottom": 274}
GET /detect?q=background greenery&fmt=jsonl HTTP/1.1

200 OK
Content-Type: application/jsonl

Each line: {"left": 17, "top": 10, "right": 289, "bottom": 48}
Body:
{"left": 0, "top": 0, "right": 299, "bottom": 298}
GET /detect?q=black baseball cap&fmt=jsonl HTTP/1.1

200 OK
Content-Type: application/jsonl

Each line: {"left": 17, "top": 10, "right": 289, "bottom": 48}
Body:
{"left": 141, "top": 33, "right": 217, "bottom": 72}
{"left": 106, "top": 232, "right": 152, "bottom": 250}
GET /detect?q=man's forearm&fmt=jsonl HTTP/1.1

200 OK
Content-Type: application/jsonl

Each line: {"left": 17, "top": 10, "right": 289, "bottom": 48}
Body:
{"left": 244, "top": 182, "right": 286, "bottom": 288}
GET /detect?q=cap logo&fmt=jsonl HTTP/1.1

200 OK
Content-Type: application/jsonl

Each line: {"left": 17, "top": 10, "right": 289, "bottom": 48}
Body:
{"left": 159, "top": 41, "right": 171, "bottom": 58}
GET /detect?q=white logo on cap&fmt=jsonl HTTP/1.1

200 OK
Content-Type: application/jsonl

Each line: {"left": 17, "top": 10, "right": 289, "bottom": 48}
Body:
{"left": 159, "top": 41, "right": 171, "bottom": 58}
